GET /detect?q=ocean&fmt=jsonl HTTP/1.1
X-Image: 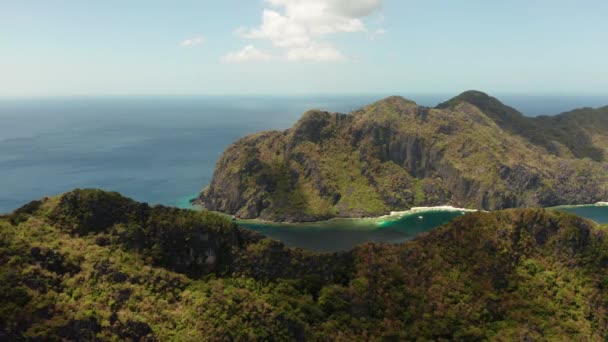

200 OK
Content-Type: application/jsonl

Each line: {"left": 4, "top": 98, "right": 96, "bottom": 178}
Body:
{"left": 1, "top": 94, "right": 607, "bottom": 251}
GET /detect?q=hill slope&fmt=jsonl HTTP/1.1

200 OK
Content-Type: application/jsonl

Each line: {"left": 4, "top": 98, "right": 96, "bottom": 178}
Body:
{"left": 438, "top": 90, "right": 608, "bottom": 161}
{"left": 196, "top": 92, "right": 608, "bottom": 222}
{"left": 2, "top": 189, "right": 608, "bottom": 340}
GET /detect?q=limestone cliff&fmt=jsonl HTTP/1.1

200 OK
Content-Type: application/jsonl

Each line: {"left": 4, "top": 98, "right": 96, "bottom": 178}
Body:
{"left": 196, "top": 92, "right": 608, "bottom": 222}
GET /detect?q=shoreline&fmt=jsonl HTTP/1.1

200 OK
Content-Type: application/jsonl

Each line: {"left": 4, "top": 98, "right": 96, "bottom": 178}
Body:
{"left": 549, "top": 201, "right": 608, "bottom": 209}
{"left": 208, "top": 205, "right": 480, "bottom": 227}
{"left": 188, "top": 197, "right": 607, "bottom": 226}
{"left": 378, "top": 206, "right": 479, "bottom": 219}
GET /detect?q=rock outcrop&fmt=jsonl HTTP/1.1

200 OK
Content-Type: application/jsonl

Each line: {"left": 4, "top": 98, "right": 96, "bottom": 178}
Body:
{"left": 196, "top": 92, "right": 608, "bottom": 222}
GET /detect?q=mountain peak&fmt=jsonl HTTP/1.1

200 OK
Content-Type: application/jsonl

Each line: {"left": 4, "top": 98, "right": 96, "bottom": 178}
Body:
{"left": 437, "top": 90, "right": 525, "bottom": 127}
{"left": 354, "top": 95, "right": 417, "bottom": 117}
{"left": 437, "top": 90, "right": 504, "bottom": 110}
{"left": 458, "top": 89, "right": 491, "bottom": 98}
{"left": 375, "top": 95, "right": 417, "bottom": 107}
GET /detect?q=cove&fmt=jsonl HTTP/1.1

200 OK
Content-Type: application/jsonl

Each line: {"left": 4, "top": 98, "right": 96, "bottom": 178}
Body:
{"left": 236, "top": 209, "right": 469, "bottom": 252}
{"left": 184, "top": 199, "right": 608, "bottom": 253}
{"left": 552, "top": 203, "right": 608, "bottom": 225}
{"left": 244, "top": 205, "right": 608, "bottom": 253}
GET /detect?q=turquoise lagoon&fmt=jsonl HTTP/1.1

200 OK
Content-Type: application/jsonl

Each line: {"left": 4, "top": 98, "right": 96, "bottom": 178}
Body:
{"left": 181, "top": 201, "right": 608, "bottom": 252}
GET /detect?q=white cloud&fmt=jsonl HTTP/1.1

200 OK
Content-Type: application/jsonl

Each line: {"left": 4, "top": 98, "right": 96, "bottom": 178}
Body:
{"left": 266, "top": 0, "right": 382, "bottom": 23}
{"left": 368, "top": 28, "right": 387, "bottom": 41}
{"left": 180, "top": 36, "right": 205, "bottom": 47}
{"left": 286, "top": 42, "right": 344, "bottom": 62}
{"left": 224, "top": 0, "right": 382, "bottom": 62}
{"left": 221, "top": 45, "right": 274, "bottom": 63}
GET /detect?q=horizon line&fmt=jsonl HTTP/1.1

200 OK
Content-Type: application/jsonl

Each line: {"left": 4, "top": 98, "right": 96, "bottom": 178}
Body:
{"left": 1, "top": 91, "right": 608, "bottom": 99}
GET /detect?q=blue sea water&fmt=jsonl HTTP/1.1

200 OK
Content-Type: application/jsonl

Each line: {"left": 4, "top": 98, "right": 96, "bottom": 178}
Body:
{"left": 553, "top": 205, "right": 608, "bottom": 225}
{"left": 1, "top": 94, "right": 607, "bottom": 251}
{"left": 0, "top": 95, "right": 389, "bottom": 212}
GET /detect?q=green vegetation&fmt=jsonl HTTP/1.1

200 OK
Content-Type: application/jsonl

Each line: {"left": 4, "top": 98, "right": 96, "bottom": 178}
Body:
{"left": 197, "top": 92, "right": 608, "bottom": 221}
{"left": 3, "top": 189, "right": 608, "bottom": 340}
{"left": 438, "top": 90, "right": 608, "bottom": 161}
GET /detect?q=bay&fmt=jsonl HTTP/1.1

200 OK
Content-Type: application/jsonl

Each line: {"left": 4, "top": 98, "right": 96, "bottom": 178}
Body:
{"left": 237, "top": 205, "right": 608, "bottom": 252}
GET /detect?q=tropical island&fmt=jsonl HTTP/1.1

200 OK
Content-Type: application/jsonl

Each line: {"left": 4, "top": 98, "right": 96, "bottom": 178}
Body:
{"left": 3, "top": 92, "right": 607, "bottom": 340}
{"left": 4, "top": 0, "right": 608, "bottom": 339}
{"left": 194, "top": 91, "right": 608, "bottom": 222}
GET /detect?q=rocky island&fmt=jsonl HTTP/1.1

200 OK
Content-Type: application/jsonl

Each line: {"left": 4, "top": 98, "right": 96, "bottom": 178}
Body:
{"left": 195, "top": 91, "right": 608, "bottom": 222}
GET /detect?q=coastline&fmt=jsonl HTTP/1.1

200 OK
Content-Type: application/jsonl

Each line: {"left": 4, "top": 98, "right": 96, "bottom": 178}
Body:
{"left": 187, "top": 194, "right": 607, "bottom": 227}
{"left": 378, "top": 206, "right": 478, "bottom": 219}
{"left": 190, "top": 203, "right": 480, "bottom": 228}
{"left": 549, "top": 201, "right": 608, "bottom": 209}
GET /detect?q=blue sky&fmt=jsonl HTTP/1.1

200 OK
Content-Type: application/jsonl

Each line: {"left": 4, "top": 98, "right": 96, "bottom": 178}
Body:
{"left": 1, "top": 0, "right": 607, "bottom": 96}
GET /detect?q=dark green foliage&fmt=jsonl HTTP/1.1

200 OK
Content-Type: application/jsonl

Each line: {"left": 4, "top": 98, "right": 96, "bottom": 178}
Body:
{"left": 50, "top": 188, "right": 149, "bottom": 235}
{"left": 5, "top": 199, "right": 43, "bottom": 225}
{"left": 231, "top": 237, "right": 354, "bottom": 283}
{"left": 3, "top": 190, "right": 608, "bottom": 340}
{"left": 30, "top": 246, "right": 81, "bottom": 275}
{"left": 46, "top": 190, "right": 353, "bottom": 281}
{"left": 49, "top": 189, "right": 242, "bottom": 277}
{"left": 533, "top": 106, "right": 608, "bottom": 161}
{"left": 0, "top": 272, "right": 31, "bottom": 328}
{"left": 113, "top": 205, "right": 240, "bottom": 277}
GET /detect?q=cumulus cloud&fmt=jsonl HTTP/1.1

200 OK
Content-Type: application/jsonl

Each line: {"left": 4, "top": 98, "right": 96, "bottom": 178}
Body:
{"left": 221, "top": 45, "right": 274, "bottom": 63}
{"left": 286, "top": 42, "right": 344, "bottom": 62}
{"left": 180, "top": 36, "right": 205, "bottom": 47}
{"left": 224, "top": 0, "right": 383, "bottom": 62}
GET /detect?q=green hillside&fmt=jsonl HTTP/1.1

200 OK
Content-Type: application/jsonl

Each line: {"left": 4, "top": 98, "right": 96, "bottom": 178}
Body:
{"left": 438, "top": 90, "right": 608, "bottom": 161}
{"left": 3, "top": 189, "right": 608, "bottom": 340}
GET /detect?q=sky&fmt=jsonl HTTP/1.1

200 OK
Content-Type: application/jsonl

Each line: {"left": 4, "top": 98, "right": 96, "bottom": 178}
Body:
{"left": 1, "top": 0, "right": 607, "bottom": 96}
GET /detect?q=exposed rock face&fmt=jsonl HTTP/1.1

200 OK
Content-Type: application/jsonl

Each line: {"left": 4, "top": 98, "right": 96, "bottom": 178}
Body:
{"left": 196, "top": 92, "right": 608, "bottom": 222}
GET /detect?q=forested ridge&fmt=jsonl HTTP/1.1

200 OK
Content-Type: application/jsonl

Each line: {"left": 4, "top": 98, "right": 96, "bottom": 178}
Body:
{"left": 2, "top": 189, "right": 608, "bottom": 340}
